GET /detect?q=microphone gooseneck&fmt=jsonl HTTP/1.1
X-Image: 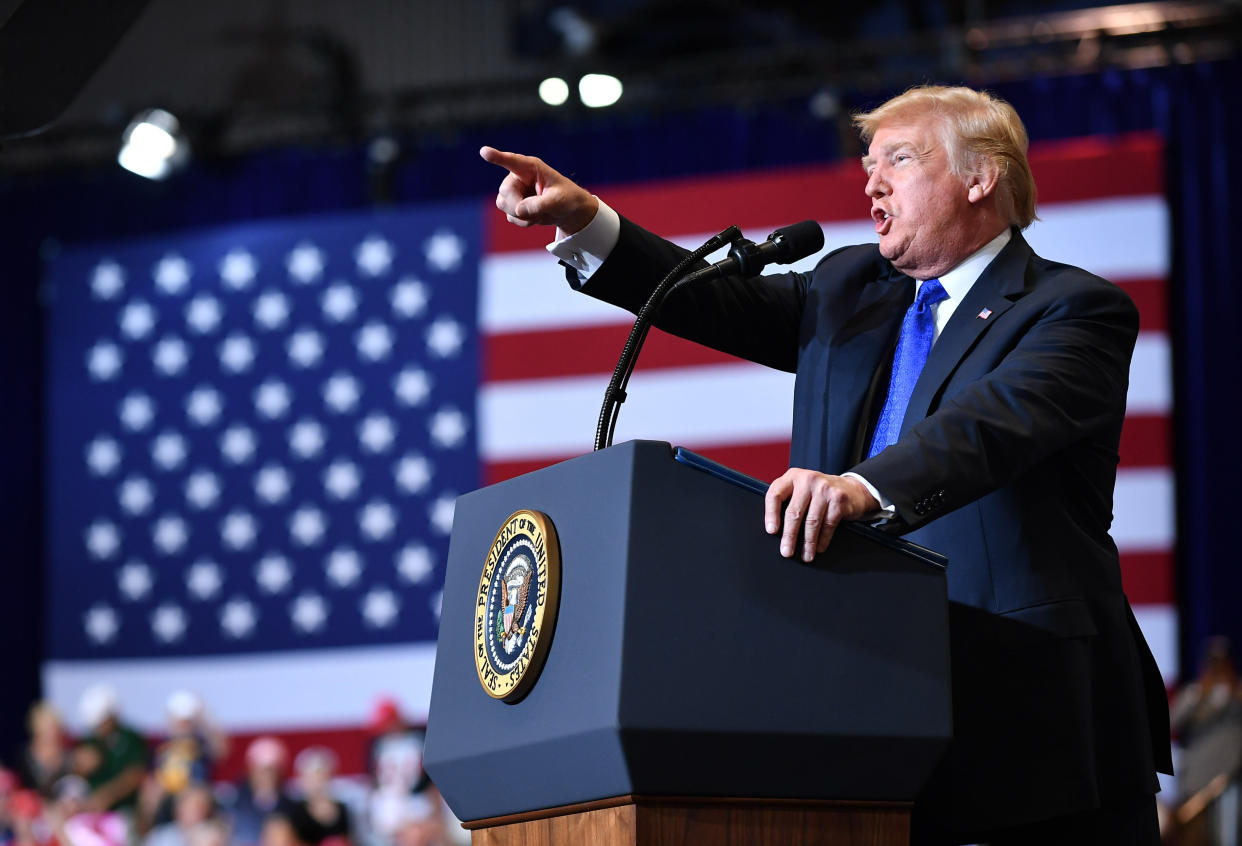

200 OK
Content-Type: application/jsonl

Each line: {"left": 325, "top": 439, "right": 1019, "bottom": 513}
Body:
{"left": 592, "top": 221, "right": 824, "bottom": 452}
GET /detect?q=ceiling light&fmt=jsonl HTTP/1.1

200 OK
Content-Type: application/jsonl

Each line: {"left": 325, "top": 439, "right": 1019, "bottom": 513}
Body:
{"left": 578, "top": 73, "right": 622, "bottom": 108}
{"left": 538, "top": 77, "right": 570, "bottom": 107}
{"left": 118, "top": 108, "right": 188, "bottom": 180}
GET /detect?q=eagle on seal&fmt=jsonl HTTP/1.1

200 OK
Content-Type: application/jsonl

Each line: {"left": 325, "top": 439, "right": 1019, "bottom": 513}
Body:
{"left": 496, "top": 556, "right": 532, "bottom": 642}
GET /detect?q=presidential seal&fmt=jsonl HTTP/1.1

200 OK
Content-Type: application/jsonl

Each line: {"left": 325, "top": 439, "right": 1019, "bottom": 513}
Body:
{"left": 474, "top": 509, "right": 561, "bottom": 703}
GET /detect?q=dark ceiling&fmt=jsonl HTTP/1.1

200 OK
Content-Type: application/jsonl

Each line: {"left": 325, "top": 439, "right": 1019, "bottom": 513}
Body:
{"left": 0, "top": 0, "right": 1237, "bottom": 172}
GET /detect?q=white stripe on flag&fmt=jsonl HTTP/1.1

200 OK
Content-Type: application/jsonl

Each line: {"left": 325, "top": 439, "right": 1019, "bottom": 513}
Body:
{"left": 44, "top": 642, "right": 436, "bottom": 735}
{"left": 1132, "top": 603, "right": 1179, "bottom": 683}
{"left": 1128, "top": 333, "right": 1172, "bottom": 415}
{"left": 479, "top": 363, "right": 796, "bottom": 460}
{"left": 1112, "top": 468, "right": 1175, "bottom": 551}
{"left": 480, "top": 197, "right": 1167, "bottom": 334}
{"left": 1024, "top": 196, "right": 1169, "bottom": 280}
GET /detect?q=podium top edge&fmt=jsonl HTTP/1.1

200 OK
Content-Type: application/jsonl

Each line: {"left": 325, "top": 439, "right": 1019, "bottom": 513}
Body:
{"left": 671, "top": 445, "right": 947, "bottom": 571}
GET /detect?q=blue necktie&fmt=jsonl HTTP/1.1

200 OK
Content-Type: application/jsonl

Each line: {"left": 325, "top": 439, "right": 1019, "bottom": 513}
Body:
{"left": 867, "top": 278, "right": 948, "bottom": 458}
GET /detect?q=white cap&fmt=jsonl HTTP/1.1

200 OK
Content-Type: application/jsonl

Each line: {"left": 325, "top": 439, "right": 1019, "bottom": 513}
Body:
{"left": 78, "top": 684, "right": 119, "bottom": 729}
{"left": 166, "top": 689, "right": 201, "bottom": 721}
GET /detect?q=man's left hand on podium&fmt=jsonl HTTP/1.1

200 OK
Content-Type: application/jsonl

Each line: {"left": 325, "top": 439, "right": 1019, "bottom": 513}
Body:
{"left": 764, "top": 469, "right": 880, "bottom": 563}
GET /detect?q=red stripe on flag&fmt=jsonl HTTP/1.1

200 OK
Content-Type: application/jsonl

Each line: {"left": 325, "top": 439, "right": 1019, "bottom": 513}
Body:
{"left": 484, "top": 133, "right": 1163, "bottom": 253}
{"left": 1120, "top": 551, "right": 1175, "bottom": 605}
{"left": 1119, "top": 414, "right": 1171, "bottom": 468}
{"left": 1118, "top": 278, "right": 1167, "bottom": 333}
{"left": 484, "top": 325, "right": 742, "bottom": 382}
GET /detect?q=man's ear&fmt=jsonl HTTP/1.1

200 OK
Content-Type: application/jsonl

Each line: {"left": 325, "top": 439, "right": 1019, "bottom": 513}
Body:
{"left": 967, "top": 159, "right": 1001, "bottom": 204}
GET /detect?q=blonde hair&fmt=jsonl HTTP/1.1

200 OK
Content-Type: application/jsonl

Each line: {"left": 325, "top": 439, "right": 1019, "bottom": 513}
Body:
{"left": 853, "top": 85, "right": 1038, "bottom": 229}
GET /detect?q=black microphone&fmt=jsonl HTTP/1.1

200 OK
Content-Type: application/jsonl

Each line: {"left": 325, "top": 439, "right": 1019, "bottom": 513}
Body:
{"left": 677, "top": 220, "right": 825, "bottom": 285}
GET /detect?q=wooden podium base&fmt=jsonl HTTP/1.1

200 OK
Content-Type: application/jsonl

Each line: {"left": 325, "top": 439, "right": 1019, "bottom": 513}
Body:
{"left": 465, "top": 795, "right": 911, "bottom": 846}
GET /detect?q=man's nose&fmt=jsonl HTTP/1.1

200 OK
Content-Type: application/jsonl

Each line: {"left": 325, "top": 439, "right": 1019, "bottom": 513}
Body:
{"left": 866, "top": 169, "right": 888, "bottom": 197}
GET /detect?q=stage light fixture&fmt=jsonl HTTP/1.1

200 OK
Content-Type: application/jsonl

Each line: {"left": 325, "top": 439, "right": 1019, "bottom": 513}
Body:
{"left": 538, "top": 77, "right": 570, "bottom": 106}
{"left": 578, "top": 73, "right": 622, "bottom": 108}
{"left": 117, "top": 108, "right": 188, "bottom": 180}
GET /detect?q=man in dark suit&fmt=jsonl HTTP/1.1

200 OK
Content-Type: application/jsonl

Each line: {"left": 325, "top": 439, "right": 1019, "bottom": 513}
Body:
{"left": 481, "top": 85, "right": 1172, "bottom": 844}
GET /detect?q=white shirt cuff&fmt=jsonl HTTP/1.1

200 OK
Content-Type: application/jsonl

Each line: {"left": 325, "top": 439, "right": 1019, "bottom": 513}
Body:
{"left": 546, "top": 198, "right": 621, "bottom": 280}
{"left": 842, "top": 471, "right": 897, "bottom": 520}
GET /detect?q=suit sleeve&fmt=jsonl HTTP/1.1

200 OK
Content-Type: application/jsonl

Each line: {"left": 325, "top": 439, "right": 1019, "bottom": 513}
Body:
{"left": 851, "top": 277, "right": 1140, "bottom": 531}
{"left": 577, "top": 215, "right": 816, "bottom": 373}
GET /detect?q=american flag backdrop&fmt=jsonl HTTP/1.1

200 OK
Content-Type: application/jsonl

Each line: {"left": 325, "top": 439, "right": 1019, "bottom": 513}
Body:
{"left": 43, "top": 133, "right": 1174, "bottom": 774}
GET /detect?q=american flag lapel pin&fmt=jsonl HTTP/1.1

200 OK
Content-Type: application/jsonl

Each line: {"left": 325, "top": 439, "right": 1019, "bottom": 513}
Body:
{"left": 977, "top": 307, "right": 993, "bottom": 320}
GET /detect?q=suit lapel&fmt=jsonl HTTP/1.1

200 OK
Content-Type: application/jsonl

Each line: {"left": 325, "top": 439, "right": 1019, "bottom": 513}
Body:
{"left": 822, "top": 264, "right": 912, "bottom": 472}
{"left": 899, "top": 230, "right": 1033, "bottom": 436}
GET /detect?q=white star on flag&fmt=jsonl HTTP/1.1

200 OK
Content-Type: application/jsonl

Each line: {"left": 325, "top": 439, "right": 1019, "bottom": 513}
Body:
{"left": 355, "top": 322, "right": 394, "bottom": 361}
{"left": 321, "top": 284, "right": 359, "bottom": 323}
{"left": 151, "top": 432, "right": 188, "bottom": 471}
{"left": 154, "top": 254, "right": 192, "bottom": 295}
{"left": 120, "top": 301, "right": 157, "bottom": 340}
{"left": 86, "top": 437, "right": 122, "bottom": 476}
{"left": 91, "top": 260, "right": 125, "bottom": 300}
{"left": 119, "top": 393, "right": 155, "bottom": 432}
{"left": 326, "top": 548, "right": 363, "bottom": 588}
{"left": 152, "top": 515, "right": 189, "bottom": 555}
{"left": 185, "top": 296, "right": 224, "bottom": 335}
{"left": 220, "top": 511, "right": 258, "bottom": 551}
{"left": 218, "top": 333, "right": 256, "bottom": 374}
{"left": 184, "top": 471, "right": 221, "bottom": 510}
{"left": 358, "top": 414, "right": 396, "bottom": 454}
{"left": 85, "top": 521, "right": 121, "bottom": 560}
{"left": 428, "top": 494, "right": 456, "bottom": 536}
{"left": 423, "top": 229, "right": 464, "bottom": 272}
{"left": 153, "top": 337, "right": 189, "bottom": 376}
{"left": 397, "top": 544, "right": 434, "bottom": 584}
{"left": 253, "top": 290, "right": 291, "bottom": 330}
{"left": 323, "top": 373, "right": 361, "bottom": 414}
{"left": 118, "top": 476, "right": 154, "bottom": 516}
{"left": 84, "top": 605, "right": 120, "bottom": 644}
{"left": 151, "top": 604, "right": 188, "bottom": 643}
{"left": 393, "top": 367, "right": 432, "bottom": 408}
{"left": 290, "top": 506, "right": 327, "bottom": 546}
{"left": 288, "top": 420, "right": 326, "bottom": 460}
{"left": 355, "top": 235, "right": 394, "bottom": 277}
{"left": 323, "top": 460, "right": 361, "bottom": 501}
{"left": 219, "top": 249, "right": 258, "bottom": 290}
{"left": 425, "top": 316, "right": 465, "bottom": 359}
{"left": 220, "top": 425, "right": 258, "bottom": 465}
{"left": 87, "top": 342, "right": 123, "bottom": 381}
{"left": 286, "top": 242, "right": 325, "bottom": 284}
{"left": 359, "top": 500, "right": 396, "bottom": 541}
{"left": 255, "top": 554, "right": 293, "bottom": 594}
{"left": 286, "top": 329, "right": 325, "bottom": 369}
{"left": 220, "top": 598, "right": 258, "bottom": 639}
{"left": 361, "top": 588, "right": 400, "bottom": 628}
{"left": 429, "top": 407, "right": 468, "bottom": 449}
{"left": 254, "top": 464, "right": 292, "bottom": 505}
{"left": 186, "top": 561, "right": 224, "bottom": 600}
{"left": 394, "top": 453, "right": 432, "bottom": 494}
{"left": 186, "top": 386, "right": 224, "bottom": 426}
{"left": 254, "top": 380, "right": 292, "bottom": 420}
{"left": 290, "top": 593, "right": 329, "bottom": 633}
{"left": 390, "top": 277, "right": 429, "bottom": 319}
{"left": 117, "top": 562, "right": 154, "bottom": 601}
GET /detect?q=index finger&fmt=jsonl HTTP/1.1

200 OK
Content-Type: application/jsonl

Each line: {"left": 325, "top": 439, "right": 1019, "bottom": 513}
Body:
{"left": 480, "top": 146, "right": 538, "bottom": 178}
{"left": 764, "top": 474, "right": 792, "bottom": 534}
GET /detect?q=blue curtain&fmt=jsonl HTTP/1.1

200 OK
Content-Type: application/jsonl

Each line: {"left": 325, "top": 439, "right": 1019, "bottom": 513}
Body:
{"left": 2, "top": 58, "right": 1239, "bottom": 758}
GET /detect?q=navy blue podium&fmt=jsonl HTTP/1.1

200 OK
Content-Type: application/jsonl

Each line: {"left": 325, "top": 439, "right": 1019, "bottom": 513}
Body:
{"left": 424, "top": 440, "right": 950, "bottom": 845}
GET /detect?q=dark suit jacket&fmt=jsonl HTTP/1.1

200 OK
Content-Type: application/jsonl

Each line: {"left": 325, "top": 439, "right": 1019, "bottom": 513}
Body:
{"left": 578, "top": 216, "right": 1173, "bottom": 835}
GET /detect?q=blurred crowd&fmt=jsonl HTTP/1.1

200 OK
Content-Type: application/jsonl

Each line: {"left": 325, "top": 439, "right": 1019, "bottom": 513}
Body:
{"left": 0, "top": 689, "right": 465, "bottom": 846}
